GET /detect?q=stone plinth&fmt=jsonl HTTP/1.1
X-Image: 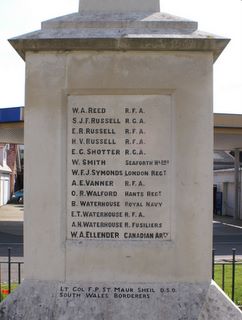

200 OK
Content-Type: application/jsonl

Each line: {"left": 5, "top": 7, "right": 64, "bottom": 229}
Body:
{"left": 1, "top": 280, "right": 241, "bottom": 320}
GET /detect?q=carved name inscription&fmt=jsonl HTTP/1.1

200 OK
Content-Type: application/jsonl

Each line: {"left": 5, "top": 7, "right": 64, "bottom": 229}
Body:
{"left": 58, "top": 284, "right": 177, "bottom": 300}
{"left": 67, "top": 95, "right": 172, "bottom": 240}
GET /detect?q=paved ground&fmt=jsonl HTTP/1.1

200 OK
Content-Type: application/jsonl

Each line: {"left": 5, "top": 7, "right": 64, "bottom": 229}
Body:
{"left": 0, "top": 204, "right": 24, "bottom": 222}
{"left": 213, "top": 215, "right": 242, "bottom": 261}
{"left": 0, "top": 204, "right": 23, "bottom": 258}
{"left": 0, "top": 204, "right": 24, "bottom": 282}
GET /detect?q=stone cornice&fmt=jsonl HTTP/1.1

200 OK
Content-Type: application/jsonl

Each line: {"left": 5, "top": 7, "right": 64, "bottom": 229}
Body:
{"left": 9, "top": 12, "right": 229, "bottom": 62}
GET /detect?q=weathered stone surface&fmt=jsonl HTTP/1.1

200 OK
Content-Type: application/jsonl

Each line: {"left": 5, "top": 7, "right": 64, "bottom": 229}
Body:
{"left": 79, "top": 0, "right": 160, "bottom": 12}
{"left": 41, "top": 12, "right": 198, "bottom": 33}
{"left": 0, "top": 280, "right": 241, "bottom": 319}
{"left": 9, "top": 10, "right": 229, "bottom": 61}
{"left": 198, "top": 282, "right": 242, "bottom": 320}
{"left": 0, "top": 281, "right": 57, "bottom": 320}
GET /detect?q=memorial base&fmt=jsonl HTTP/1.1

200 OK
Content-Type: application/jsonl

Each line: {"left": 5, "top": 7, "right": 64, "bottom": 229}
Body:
{"left": 0, "top": 280, "right": 241, "bottom": 319}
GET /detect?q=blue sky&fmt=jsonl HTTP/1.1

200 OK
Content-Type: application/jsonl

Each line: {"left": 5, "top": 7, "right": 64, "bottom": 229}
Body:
{"left": 0, "top": 0, "right": 241, "bottom": 113}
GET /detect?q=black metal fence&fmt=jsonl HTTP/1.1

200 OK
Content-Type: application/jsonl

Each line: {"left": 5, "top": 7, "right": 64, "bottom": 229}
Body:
{"left": 212, "top": 248, "right": 242, "bottom": 305}
{"left": 0, "top": 247, "right": 241, "bottom": 305}
{"left": 0, "top": 248, "right": 24, "bottom": 302}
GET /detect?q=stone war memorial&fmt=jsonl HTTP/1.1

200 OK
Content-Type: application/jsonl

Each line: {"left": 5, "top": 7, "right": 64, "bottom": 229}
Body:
{"left": 1, "top": 0, "right": 241, "bottom": 319}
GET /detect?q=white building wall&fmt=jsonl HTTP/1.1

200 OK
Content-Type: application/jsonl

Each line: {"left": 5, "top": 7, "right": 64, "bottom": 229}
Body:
{"left": 0, "top": 174, "right": 10, "bottom": 206}
{"left": 214, "top": 169, "right": 242, "bottom": 217}
{"left": 0, "top": 145, "right": 12, "bottom": 206}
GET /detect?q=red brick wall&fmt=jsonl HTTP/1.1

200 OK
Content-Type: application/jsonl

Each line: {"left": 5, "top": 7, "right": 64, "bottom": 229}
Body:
{"left": 7, "top": 144, "right": 17, "bottom": 195}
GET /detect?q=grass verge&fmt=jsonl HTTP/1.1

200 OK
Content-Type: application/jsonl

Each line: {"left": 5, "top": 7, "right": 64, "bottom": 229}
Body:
{"left": 214, "top": 263, "right": 242, "bottom": 305}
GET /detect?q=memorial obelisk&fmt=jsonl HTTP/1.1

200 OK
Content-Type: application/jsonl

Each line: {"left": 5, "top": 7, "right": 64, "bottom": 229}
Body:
{"left": 1, "top": 0, "right": 240, "bottom": 319}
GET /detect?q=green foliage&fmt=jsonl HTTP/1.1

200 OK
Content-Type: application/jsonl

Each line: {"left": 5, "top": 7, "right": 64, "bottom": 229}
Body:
{"left": 214, "top": 263, "right": 242, "bottom": 305}
{"left": 0, "top": 283, "right": 19, "bottom": 301}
